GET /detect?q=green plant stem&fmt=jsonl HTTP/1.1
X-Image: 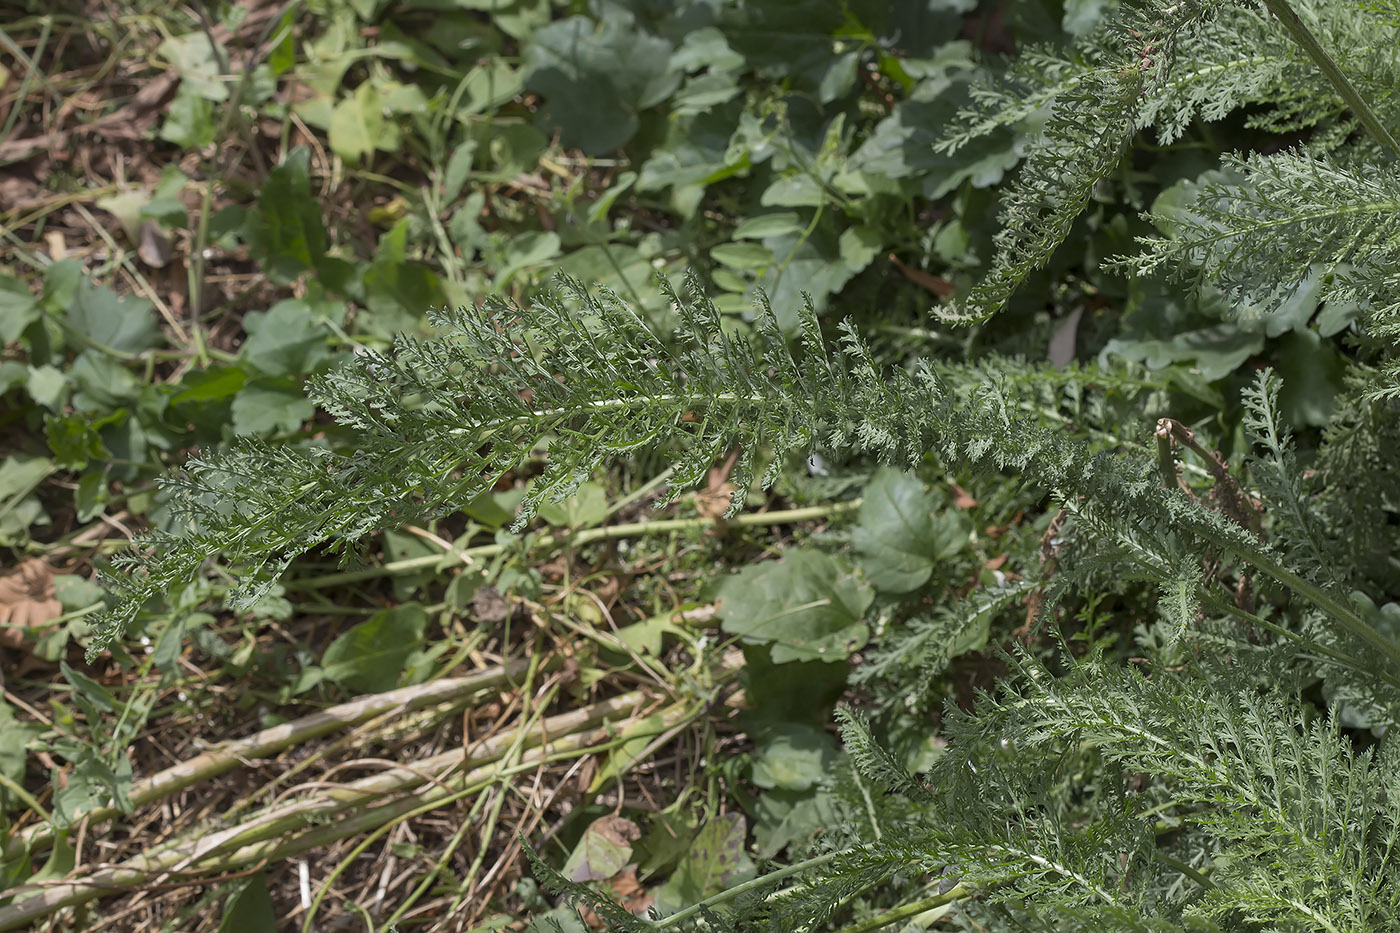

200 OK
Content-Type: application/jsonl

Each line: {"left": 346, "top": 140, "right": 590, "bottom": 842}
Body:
{"left": 283, "top": 500, "right": 859, "bottom": 592}
{"left": 1236, "top": 546, "right": 1400, "bottom": 672}
{"left": 1155, "top": 853, "right": 1214, "bottom": 890}
{"left": 828, "top": 883, "right": 969, "bottom": 933}
{"left": 1260, "top": 0, "right": 1400, "bottom": 154}
{"left": 0, "top": 772, "right": 48, "bottom": 821}
{"left": 1198, "top": 587, "right": 1400, "bottom": 693}
{"left": 0, "top": 17, "right": 51, "bottom": 146}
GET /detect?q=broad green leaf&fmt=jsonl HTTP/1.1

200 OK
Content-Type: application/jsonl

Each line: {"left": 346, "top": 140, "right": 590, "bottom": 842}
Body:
{"left": 732, "top": 212, "right": 803, "bottom": 240}
{"left": 320, "top": 603, "right": 428, "bottom": 694}
{"left": 364, "top": 254, "right": 446, "bottom": 322}
{"left": 0, "top": 455, "right": 53, "bottom": 541}
{"left": 456, "top": 60, "right": 523, "bottom": 116}
{"left": 849, "top": 74, "right": 1020, "bottom": 199}
{"left": 45, "top": 413, "right": 114, "bottom": 471}
{"left": 473, "top": 123, "right": 547, "bottom": 180}
{"left": 244, "top": 148, "right": 328, "bottom": 284}
{"left": 230, "top": 377, "right": 316, "bottom": 436}
{"left": 740, "top": 649, "right": 849, "bottom": 726}
{"left": 68, "top": 352, "right": 141, "bottom": 410}
{"left": 1167, "top": 326, "right": 1264, "bottom": 381}
{"left": 838, "top": 225, "right": 882, "bottom": 272}
{"left": 755, "top": 787, "right": 838, "bottom": 857}
{"left": 636, "top": 810, "right": 698, "bottom": 880}
{"left": 95, "top": 188, "right": 149, "bottom": 243}
{"left": 537, "top": 481, "right": 609, "bottom": 529}
{"left": 383, "top": 528, "right": 440, "bottom": 601}
{"left": 710, "top": 242, "right": 772, "bottom": 270}
{"left": 0, "top": 701, "right": 40, "bottom": 804}
{"left": 588, "top": 711, "right": 669, "bottom": 792}
{"left": 28, "top": 832, "right": 75, "bottom": 884}
{"left": 760, "top": 174, "right": 825, "bottom": 208}
{"left": 53, "top": 574, "right": 105, "bottom": 611}
{"left": 718, "top": 549, "right": 872, "bottom": 663}
{"left": 1276, "top": 329, "right": 1344, "bottom": 427}
{"left": 491, "top": 231, "right": 560, "bottom": 290}
{"left": 240, "top": 299, "right": 337, "bottom": 377}
{"left": 329, "top": 82, "right": 396, "bottom": 165}
{"left": 26, "top": 365, "right": 68, "bottom": 410}
{"left": 524, "top": 12, "right": 678, "bottom": 155}
{"left": 614, "top": 612, "right": 683, "bottom": 656}
{"left": 759, "top": 229, "right": 857, "bottom": 328}
{"left": 67, "top": 279, "right": 163, "bottom": 354}
{"left": 654, "top": 813, "right": 755, "bottom": 911}
{"left": 171, "top": 365, "right": 249, "bottom": 405}
{"left": 637, "top": 104, "right": 748, "bottom": 214}
{"left": 42, "top": 259, "right": 82, "bottom": 314}
{"left": 0, "top": 275, "right": 39, "bottom": 344}
{"left": 442, "top": 139, "right": 478, "bottom": 202}
{"left": 751, "top": 723, "right": 838, "bottom": 791}
{"left": 51, "top": 750, "right": 132, "bottom": 828}
{"left": 586, "top": 171, "right": 636, "bottom": 225}
{"left": 1064, "top": 0, "right": 1122, "bottom": 35}
{"left": 267, "top": 8, "right": 297, "bottom": 74}
{"left": 62, "top": 660, "right": 119, "bottom": 713}
{"left": 852, "top": 469, "right": 970, "bottom": 593}
{"left": 559, "top": 816, "right": 640, "bottom": 882}
{"left": 218, "top": 872, "right": 278, "bottom": 933}
{"left": 157, "top": 32, "right": 228, "bottom": 101}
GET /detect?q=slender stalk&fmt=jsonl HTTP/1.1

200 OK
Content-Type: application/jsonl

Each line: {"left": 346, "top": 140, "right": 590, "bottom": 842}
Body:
{"left": 653, "top": 849, "right": 850, "bottom": 929}
{"left": 1260, "top": 0, "right": 1400, "bottom": 154}
{"left": 284, "top": 500, "right": 860, "bottom": 591}
{"left": 1237, "top": 546, "right": 1400, "bottom": 672}
{"left": 829, "top": 884, "right": 969, "bottom": 933}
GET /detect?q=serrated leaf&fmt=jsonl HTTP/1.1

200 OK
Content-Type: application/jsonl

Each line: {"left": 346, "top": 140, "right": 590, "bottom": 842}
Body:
{"left": 320, "top": 603, "right": 428, "bottom": 694}
{"left": 852, "top": 468, "right": 970, "bottom": 593}
{"left": 244, "top": 148, "right": 328, "bottom": 285}
{"left": 718, "top": 549, "right": 872, "bottom": 663}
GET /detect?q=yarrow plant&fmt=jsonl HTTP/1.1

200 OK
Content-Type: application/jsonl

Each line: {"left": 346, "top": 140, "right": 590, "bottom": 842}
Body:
{"left": 95, "top": 0, "right": 1400, "bottom": 929}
